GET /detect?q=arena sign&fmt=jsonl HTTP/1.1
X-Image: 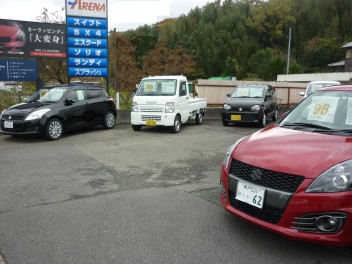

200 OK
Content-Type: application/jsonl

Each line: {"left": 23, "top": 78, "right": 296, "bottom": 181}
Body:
{"left": 66, "top": 0, "right": 108, "bottom": 77}
{"left": 66, "top": 0, "right": 107, "bottom": 18}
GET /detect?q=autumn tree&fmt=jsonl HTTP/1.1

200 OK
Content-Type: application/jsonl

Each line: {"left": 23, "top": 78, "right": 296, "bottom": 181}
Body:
{"left": 142, "top": 44, "right": 197, "bottom": 77}
{"left": 113, "top": 35, "right": 141, "bottom": 92}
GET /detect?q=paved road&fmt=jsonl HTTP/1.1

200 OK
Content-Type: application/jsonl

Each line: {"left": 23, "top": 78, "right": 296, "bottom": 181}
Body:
{"left": 0, "top": 120, "right": 351, "bottom": 263}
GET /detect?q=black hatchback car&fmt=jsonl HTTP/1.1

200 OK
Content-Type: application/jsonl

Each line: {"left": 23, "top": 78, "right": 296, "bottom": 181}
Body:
{"left": 221, "top": 84, "right": 279, "bottom": 127}
{"left": 0, "top": 84, "right": 116, "bottom": 140}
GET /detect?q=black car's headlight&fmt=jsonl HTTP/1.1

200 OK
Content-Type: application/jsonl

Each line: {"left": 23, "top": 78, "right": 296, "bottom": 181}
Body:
{"left": 223, "top": 103, "right": 231, "bottom": 110}
{"left": 251, "top": 104, "right": 261, "bottom": 111}
{"left": 16, "top": 34, "right": 25, "bottom": 41}
{"left": 306, "top": 160, "right": 352, "bottom": 192}
{"left": 25, "top": 109, "right": 51, "bottom": 121}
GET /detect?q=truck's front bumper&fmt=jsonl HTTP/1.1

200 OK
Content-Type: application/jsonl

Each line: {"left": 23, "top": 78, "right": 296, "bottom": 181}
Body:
{"left": 131, "top": 112, "right": 176, "bottom": 127}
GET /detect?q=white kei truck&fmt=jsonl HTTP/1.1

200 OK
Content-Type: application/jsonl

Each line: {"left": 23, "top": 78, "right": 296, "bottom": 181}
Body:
{"left": 131, "top": 75, "right": 207, "bottom": 133}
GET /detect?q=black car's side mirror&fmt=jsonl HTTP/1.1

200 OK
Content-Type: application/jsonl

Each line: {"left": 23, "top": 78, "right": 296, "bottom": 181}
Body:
{"left": 65, "top": 98, "right": 76, "bottom": 105}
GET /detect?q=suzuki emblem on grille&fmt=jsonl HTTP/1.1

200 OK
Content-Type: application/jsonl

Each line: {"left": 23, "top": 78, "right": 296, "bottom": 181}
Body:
{"left": 239, "top": 108, "right": 242, "bottom": 111}
{"left": 9, "top": 116, "right": 12, "bottom": 120}
{"left": 250, "top": 169, "right": 263, "bottom": 181}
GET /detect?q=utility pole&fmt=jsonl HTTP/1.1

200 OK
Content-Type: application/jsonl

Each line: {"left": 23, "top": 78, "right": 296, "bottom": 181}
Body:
{"left": 286, "top": 27, "right": 292, "bottom": 74}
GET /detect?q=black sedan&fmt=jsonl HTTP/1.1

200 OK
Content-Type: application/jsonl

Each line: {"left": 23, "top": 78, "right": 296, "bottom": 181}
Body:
{"left": 0, "top": 84, "right": 117, "bottom": 140}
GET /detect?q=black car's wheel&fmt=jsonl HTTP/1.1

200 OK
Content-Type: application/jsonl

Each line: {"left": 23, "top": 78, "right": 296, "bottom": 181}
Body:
{"left": 260, "top": 112, "right": 267, "bottom": 127}
{"left": 195, "top": 112, "right": 203, "bottom": 124}
{"left": 272, "top": 108, "right": 279, "bottom": 121}
{"left": 45, "top": 118, "right": 63, "bottom": 140}
{"left": 103, "top": 111, "right": 116, "bottom": 129}
{"left": 172, "top": 115, "right": 181, "bottom": 133}
{"left": 222, "top": 119, "right": 229, "bottom": 126}
{"left": 132, "top": 125, "right": 142, "bottom": 131}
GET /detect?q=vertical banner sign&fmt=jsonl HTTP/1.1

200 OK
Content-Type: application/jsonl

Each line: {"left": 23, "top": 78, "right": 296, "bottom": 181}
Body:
{"left": 66, "top": 0, "right": 108, "bottom": 77}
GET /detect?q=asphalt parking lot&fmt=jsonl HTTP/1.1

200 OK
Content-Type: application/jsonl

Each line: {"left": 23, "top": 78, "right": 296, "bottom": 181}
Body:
{"left": 0, "top": 118, "right": 351, "bottom": 264}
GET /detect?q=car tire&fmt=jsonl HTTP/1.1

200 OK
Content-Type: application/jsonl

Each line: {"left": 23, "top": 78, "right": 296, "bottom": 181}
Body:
{"left": 222, "top": 119, "right": 229, "bottom": 126}
{"left": 272, "top": 108, "right": 279, "bottom": 122}
{"left": 260, "top": 112, "right": 267, "bottom": 128}
{"left": 172, "top": 115, "right": 181, "bottom": 133}
{"left": 103, "top": 111, "right": 116, "bottom": 129}
{"left": 132, "top": 125, "right": 142, "bottom": 131}
{"left": 195, "top": 112, "right": 203, "bottom": 125}
{"left": 45, "top": 118, "right": 63, "bottom": 140}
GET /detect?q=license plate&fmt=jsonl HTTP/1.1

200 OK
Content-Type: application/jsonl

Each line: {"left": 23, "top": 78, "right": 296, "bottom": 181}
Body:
{"left": 231, "top": 115, "right": 241, "bottom": 121}
{"left": 4, "top": 121, "right": 13, "bottom": 129}
{"left": 146, "top": 120, "right": 156, "bottom": 126}
{"left": 236, "top": 181, "right": 265, "bottom": 209}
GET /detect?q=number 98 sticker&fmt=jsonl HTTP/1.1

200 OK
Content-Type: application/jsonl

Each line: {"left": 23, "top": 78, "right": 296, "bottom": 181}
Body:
{"left": 307, "top": 96, "right": 339, "bottom": 123}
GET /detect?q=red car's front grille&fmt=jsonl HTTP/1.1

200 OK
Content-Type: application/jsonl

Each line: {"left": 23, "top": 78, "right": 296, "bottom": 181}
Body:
{"left": 228, "top": 159, "right": 305, "bottom": 224}
{"left": 0, "top": 37, "right": 11, "bottom": 43}
{"left": 229, "top": 159, "right": 305, "bottom": 193}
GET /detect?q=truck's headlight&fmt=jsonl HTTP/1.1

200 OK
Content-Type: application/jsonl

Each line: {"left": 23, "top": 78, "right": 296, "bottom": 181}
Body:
{"left": 132, "top": 102, "right": 138, "bottom": 112}
{"left": 251, "top": 104, "right": 261, "bottom": 111}
{"left": 25, "top": 109, "right": 50, "bottom": 121}
{"left": 165, "top": 102, "right": 175, "bottom": 113}
{"left": 223, "top": 103, "right": 231, "bottom": 110}
{"left": 306, "top": 160, "right": 352, "bottom": 192}
{"left": 223, "top": 137, "right": 246, "bottom": 169}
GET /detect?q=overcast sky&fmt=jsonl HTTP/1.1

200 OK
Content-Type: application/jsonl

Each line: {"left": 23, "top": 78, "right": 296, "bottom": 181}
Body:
{"left": 0, "top": 0, "right": 213, "bottom": 31}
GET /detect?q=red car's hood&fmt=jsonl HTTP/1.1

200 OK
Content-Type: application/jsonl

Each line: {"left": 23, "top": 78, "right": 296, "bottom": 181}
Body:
{"left": 234, "top": 125, "right": 352, "bottom": 179}
{"left": 0, "top": 25, "right": 19, "bottom": 39}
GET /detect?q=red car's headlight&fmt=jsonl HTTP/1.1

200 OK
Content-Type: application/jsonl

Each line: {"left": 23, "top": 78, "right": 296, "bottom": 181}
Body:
{"left": 306, "top": 159, "right": 352, "bottom": 192}
{"left": 223, "top": 137, "right": 246, "bottom": 169}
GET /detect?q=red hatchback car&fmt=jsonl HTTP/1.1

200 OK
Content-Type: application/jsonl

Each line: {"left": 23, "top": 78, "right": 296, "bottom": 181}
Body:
{"left": 220, "top": 84, "right": 352, "bottom": 246}
{"left": 0, "top": 21, "right": 26, "bottom": 51}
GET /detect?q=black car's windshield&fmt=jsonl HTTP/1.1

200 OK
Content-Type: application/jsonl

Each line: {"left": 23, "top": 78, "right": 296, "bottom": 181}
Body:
{"left": 26, "top": 89, "right": 51, "bottom": 102}
{"left": 231, "top": 86, "right": 264, "bottom": 98}
{"left": 280, "top": 90, "right": 352, "bottom": 134}
{"left": 136, "top": 80, "right": 177, "bottom": 96}
{"left": 38, "top": 87, "right": 67, "bottom": 103}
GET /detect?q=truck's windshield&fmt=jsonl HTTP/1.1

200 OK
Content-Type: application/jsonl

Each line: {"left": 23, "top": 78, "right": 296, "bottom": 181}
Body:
{"left": 136, "top": 80, "right": 177, "bottom": 96}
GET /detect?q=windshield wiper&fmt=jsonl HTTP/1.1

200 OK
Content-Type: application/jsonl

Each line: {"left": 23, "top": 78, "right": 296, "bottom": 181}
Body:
{"left": 281, "top": 122, "right": 332, "bottom": 130}
{"left": 332, "top": 129, "right": 352, "bottom": 134}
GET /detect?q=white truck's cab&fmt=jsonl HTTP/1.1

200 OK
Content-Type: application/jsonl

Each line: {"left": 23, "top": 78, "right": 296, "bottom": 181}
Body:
{"left": 131, "top": 75, "right": 207, "bottom": 133}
